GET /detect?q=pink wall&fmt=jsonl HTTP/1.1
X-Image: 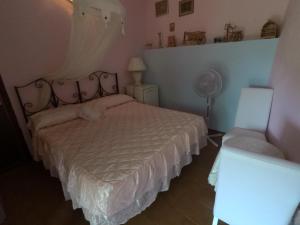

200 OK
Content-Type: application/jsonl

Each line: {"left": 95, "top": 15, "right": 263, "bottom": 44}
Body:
{"left": 0, "top": 0, "right": 71, "bottom": 145}
{"left": 0, "top": 0, "right": 146, "bottom": 92}
{"left": 268, "top": 0, "right": 300, "bottom": 163}
{"left": 145, "top": 0, "right": 289, "bottom": 48}
{"left": 101, "top": 0, "right": 146, "bottom": 89}
{"left": 0, "top": 0, "right": 72, "bottom": 87}
{"left": 0, "top": 0, "right": 145, "bottom": 145}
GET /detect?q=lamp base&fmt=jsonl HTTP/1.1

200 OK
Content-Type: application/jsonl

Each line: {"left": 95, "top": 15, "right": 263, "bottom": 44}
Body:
{"left": 132, "top": 72, "right": 143, "bottom": 86}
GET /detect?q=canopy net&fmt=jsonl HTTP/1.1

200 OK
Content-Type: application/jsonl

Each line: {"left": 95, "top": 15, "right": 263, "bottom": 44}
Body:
{"left": 38, "top": 0, "right": 126, "bottom": 107}
{"left": 48, "top": 0, "right": 125, "bottom": 80}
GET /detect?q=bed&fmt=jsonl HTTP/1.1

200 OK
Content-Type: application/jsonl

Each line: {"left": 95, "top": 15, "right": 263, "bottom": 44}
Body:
{"left": 15, "top": 71, "right": 208, "bottom": 225}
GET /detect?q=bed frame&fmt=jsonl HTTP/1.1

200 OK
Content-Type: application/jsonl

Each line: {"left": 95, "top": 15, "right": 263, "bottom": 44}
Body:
{"left": 15, "top": 71, "right": 119, "bottom": 122}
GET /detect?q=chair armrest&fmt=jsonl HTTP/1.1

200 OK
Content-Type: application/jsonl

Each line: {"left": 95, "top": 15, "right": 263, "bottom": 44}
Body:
{"left": 214, "top": 147, "right": 300, "bottom": 225}
{"left": 209, "top": 137, "right": 284, "bottom": 187}
{"left": 222, "top": 147, "right": 300, "bottom": 172}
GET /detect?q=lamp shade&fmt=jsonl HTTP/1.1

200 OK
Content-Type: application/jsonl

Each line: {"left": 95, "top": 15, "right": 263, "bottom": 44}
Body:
{"left": 128, "top": 57, "right": 146, "bottom": 72}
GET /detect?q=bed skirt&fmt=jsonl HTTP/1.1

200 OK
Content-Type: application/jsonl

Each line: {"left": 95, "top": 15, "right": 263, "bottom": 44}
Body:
{"left": 49, "top": 140, "right": 206, "bottom": 225}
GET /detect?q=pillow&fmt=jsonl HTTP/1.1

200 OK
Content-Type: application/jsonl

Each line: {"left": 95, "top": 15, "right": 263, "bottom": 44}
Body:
{"left": 77, "top": 94, "right": 133, "bottom": 121}
{"left": 28, "top": 104, "right": 80, "bottom": 131}
{"left": 96, "top": 94, "right": 134, "bottom": 109}
{"left": 78, "top": 99, "right": 106, "bottom": 121}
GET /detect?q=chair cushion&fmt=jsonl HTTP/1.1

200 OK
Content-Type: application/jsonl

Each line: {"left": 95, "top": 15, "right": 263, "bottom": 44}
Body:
{"left": 222, "top": 127, "right": 266, "bottom": 143}
{"left": 208, "top": 136, "right": 285, "bottom": 186}
{"left": 223, "top": 137, "right": 285, "bottom": 159}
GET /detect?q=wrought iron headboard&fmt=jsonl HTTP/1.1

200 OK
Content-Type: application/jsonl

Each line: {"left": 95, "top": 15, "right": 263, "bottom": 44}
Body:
{"left": 15, "top": 71, "right": 119, "bottom": 122}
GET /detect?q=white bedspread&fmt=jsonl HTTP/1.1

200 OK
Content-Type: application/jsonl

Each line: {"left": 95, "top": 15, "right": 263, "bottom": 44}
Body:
{"left": 33, "top": 102, "right": 207, "bottom": 225}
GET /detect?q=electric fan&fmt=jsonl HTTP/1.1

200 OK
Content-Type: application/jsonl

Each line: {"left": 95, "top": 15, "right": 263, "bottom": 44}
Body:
{"left": 194, "top": 69, "right": 223, "bottom": 147}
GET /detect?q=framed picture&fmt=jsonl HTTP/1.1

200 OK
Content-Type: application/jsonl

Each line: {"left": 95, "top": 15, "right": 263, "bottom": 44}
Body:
{"left": 179, "top": 0, "right": 194, "bottom": 17}
{"left": 183, "top": 31, "right": 206, "bottom": 45}
{"left": 155, "top": 0, "right": 169, "bottom": 17}
{"left": 169, "top": 22, "right": 175, "bottom": 32}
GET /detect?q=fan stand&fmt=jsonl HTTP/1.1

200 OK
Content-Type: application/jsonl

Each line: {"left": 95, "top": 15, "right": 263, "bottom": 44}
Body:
{"left": 208, "top": 133, "right": 223, "bottom": 148}
{"left": 205, "top": 97, "right": 223, "bottom": 148}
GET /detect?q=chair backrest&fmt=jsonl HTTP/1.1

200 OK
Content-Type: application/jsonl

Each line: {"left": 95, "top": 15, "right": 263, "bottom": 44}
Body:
{"left": 234, "top": 88, "right": 273, "bottom": 132}
{"left": 214, "top": 147, "right": 300, "bottom": 225}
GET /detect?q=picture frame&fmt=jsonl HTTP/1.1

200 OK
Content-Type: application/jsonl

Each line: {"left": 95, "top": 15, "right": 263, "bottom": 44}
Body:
{"left": 183, "top": 31, "right": 206, "bottom": 45}
{"left": 179, "top": 0, "right": 194, "bottom": 17}
{"left": 155, "top": 0, "right": 169, "bottom": 17}
{"left": 169, "top": 22, "right": 175, "bottom": 32}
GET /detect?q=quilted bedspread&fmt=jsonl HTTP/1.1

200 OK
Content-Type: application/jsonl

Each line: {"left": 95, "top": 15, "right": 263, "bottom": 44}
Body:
{"left": 33, "top": 102, "right": 207, "bottom": 225}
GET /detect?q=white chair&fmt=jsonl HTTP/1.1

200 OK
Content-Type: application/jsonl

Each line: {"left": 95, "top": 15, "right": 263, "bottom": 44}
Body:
{"left": 208, "top": 87, "right": 274, "bottom": 186}
{"left": 212, "top": 145, "right": 300, "bottom": 225}
{"left": 222, "top": 88, "right": 273, "bottom": 143}
{"left": 208, "top": 136, "right": 285, "bottom": 186}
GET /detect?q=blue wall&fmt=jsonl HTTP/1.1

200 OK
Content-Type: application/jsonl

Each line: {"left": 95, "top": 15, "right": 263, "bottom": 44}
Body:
{"left": 143, "top": 39, "right": 278, "bottom": 132}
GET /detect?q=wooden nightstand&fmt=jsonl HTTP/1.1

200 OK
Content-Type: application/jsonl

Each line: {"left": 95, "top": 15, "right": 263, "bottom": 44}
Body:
{"left": 126, "top": 84, "right": 159, "bottom": 106}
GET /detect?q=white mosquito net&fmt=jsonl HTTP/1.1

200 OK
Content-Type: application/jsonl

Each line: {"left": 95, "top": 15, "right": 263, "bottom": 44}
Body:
{"left": 48, "top": 0, "right": 126, "bottom": 80}
{"left": 37, "top": 0, "right": 126, "bottom": 106}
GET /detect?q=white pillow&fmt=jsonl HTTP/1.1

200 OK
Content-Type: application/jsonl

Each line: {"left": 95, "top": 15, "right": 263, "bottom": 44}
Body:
{"left": 78, "top": 99, "right": 106, "bottom": 121}
{"left": 77, "top": 95, "right": 133, "bottom": 121}
{"left": 97, "top": 94, "right": 134, "bottom": 109}
{"left": 28, "top": 104, "right": 80, "bottom": 131}
{"left": 28, "top": 95, "right": 134, "bottom": 128}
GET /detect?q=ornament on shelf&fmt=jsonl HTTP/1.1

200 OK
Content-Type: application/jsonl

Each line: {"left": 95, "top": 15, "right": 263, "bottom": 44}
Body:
{"left": 158, "top": 32, "right": 163, "bottom": 48}
{"left": 167, "top": 35, "right": 177, "bottom": 47}
{"left": 261, "top": 20, "right": 279, "bottom": 39}
{"left": 214, "top": 37, "right": 224, "bottom": 43}
{"left": 224, "top": 23, "right": 244, "bottom": 42}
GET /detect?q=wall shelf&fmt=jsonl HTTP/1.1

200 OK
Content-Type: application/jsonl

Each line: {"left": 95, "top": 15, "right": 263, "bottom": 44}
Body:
{"left": 145, "top": 38, "right": 279, "bottom": 51}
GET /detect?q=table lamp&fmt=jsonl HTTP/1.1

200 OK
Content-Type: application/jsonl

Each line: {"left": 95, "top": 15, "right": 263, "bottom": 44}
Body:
{"left": 128, "top": 57, "right": 146, "bottom": 86}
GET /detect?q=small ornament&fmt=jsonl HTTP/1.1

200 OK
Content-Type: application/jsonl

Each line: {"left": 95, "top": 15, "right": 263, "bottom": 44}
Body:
{"left": 158, "top": 32, "right": 163, "bottom": 48}
{"left": 168, "top": 36, "right": 177, "bottom": 47}
{"left": 261, "top": 20, "right": 279, "bottom": 39}
{"left": 214, "top": 37, "right": 224, "bottom": 43}
{"left": 224, "top": 23, "right": 244, "bottom": 42}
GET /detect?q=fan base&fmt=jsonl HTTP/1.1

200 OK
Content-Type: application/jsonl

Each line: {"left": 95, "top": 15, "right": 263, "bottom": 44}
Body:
{"left": 207, "top": 133, "right": 223, "bottom": 147}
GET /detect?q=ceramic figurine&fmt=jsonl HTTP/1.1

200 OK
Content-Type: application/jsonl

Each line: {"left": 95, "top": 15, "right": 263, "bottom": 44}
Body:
{"left": 158, "top": 32, "right": 163, "bottom": 48}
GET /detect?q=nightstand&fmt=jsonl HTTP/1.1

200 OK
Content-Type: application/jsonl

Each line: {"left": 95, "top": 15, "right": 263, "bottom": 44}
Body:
{"left": 126, "top": 84, "right": 159, "bottom": 106}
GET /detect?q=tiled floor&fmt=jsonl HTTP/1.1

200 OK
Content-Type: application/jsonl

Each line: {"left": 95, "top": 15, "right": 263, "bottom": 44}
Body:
{"left": 0, "top": 140, "right": 225, "bottom": 225}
